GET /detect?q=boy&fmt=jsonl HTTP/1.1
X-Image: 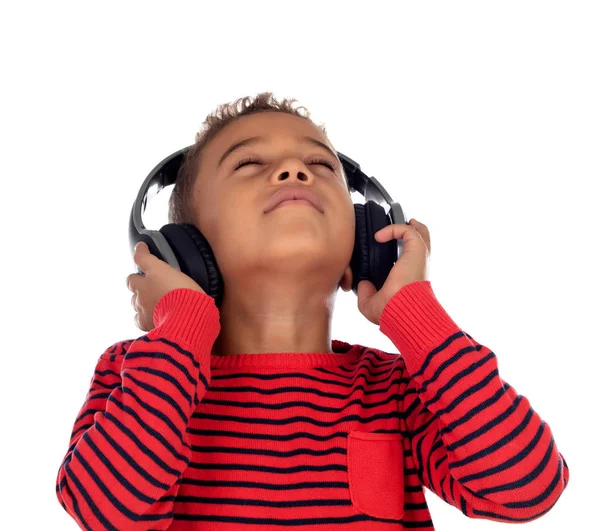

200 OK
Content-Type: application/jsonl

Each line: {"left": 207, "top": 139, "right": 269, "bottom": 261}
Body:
{"left": 56, "top": 92, "right": 569, "bottom": 530}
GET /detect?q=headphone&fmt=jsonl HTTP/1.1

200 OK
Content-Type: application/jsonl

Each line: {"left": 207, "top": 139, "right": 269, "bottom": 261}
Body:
{"left": 129, "top": 145, "right": 408, "bottom": 309}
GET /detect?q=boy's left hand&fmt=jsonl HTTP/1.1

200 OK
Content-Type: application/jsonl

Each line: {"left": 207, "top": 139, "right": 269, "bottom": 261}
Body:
{"left": 357, "top": 219, "right": 431, "bottom": 325}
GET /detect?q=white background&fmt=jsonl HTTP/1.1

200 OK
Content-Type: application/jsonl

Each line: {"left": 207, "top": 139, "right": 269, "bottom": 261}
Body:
{"left": 1, "top": 1, "right": 597, "bottom": 529}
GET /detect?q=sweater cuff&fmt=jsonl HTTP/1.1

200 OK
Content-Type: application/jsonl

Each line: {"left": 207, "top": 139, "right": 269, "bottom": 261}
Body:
{"left": 147, "top": 288, "right": 221, "bottom": 355}
{"left": 379, "top": 281, "right": 460, "bottom": 365}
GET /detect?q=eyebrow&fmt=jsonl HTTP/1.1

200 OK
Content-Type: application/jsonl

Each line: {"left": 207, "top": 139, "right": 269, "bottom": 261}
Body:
{"left": 217, "top": 135, "right": 339, "bottom": 169}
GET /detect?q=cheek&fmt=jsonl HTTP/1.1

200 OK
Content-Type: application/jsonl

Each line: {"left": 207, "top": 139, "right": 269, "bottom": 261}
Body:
{"left": 193, "top": 186, "right": 222, "bottom": 234}
{"left": 340, "top": 194, "right": 357, "bottom": 233}
{"left": 341, "top": 200, "right": 357, "bottom": 252}
{"left": 324, "top": 198, "right": 356, "bottom": 251}
{"left": 209, "top": 207, "right": 253, "bottom": 253}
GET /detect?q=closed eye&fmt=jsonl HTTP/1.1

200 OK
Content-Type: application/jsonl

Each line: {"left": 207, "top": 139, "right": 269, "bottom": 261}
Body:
{"left": 234, "top": 156, "right": 336, "bottom": 172}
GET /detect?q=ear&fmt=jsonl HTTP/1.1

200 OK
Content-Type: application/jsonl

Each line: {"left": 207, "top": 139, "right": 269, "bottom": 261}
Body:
{"left": 338, "top": 264, "right": 353, "bottom": 292}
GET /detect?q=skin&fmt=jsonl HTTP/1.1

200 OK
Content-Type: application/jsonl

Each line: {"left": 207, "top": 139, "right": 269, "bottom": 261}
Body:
{"left": 191, "top": 111, "right": 356, "bottom": 355}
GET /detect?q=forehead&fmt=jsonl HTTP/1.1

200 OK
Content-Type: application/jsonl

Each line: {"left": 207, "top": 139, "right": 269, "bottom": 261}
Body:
{"left": 204, "top": 112, "right": 332, "bottom": 163}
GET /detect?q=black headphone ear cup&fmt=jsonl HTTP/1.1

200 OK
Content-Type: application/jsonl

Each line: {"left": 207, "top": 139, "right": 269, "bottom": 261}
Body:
{"left": 351, "top": 203, "right": 370, "bottom": 296}
{"left": 350, "top": 202, "right": 398, "bottom": 296}
{"left": 159, "top": 223, "right": 224, "bottom": 307}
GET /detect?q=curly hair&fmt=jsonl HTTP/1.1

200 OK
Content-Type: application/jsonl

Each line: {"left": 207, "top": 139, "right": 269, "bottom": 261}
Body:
{"left": 167, "top": 91, "right": 346, "bottom": 227}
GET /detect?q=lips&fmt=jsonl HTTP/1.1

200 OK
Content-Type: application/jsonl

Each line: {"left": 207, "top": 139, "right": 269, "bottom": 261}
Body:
{"left": 264, "top": 186, "right": 324, "bottom": 214}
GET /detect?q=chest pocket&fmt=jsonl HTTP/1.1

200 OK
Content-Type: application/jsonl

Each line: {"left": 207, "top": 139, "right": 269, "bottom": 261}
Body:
{"left": 347, "top": 430, "right": 405, "bottom": 520}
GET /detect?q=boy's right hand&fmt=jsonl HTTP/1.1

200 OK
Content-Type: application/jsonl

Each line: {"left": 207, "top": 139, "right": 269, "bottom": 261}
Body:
{"left": 126, "top": 241, "right": 207, "bottom": 332}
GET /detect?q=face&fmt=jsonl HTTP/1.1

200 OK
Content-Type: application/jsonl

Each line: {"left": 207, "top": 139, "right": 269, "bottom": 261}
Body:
{"left": 191, "top": 111, "right": 355, "bottom": 291}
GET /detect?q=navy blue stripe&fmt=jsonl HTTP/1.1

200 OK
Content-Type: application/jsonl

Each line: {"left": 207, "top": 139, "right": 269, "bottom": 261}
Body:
{"left": 461, "top": 421, "right": 546, "bottom": 484}
{"left": 448, "top": 402, "right": 532, "bottom": 465}
{"left": 65, "top": 453, "right": 118, "bottom": 530}
{"left": 475, "top": 436, "right": 557, "bottom": 500}
{"left": 122, "top": 371, "right": 189, "bottom": 425}
{"left": 127, "top": 365, "right": 194, "bottom": 407}
{"left": 107, "top": 388, "right": 190, "bottom": 460}
{"left": 103, "top": 409, "right": 186, "bottom": 476}
{"left": 172, "top": 513, "right": 430, "bottom": 527}
{"left": 199, "top": 393, "right": 403, "bottom": 414}
{"left": 421, "top": 355, "right": 497, "bottom": 410}
{"left": 138, "top": 335, "right": 199, "bottom": 368}
{"left": 121, "top": 385, "right": 187, "bottom": 447}
{"left": 440, "top": 384, "right": 511, "bottom": 436}
{"left": 192, "top": 445, "right": 346, "bottom": 457}
{"left": 187, "top": 428, "right": 405, "bottom": 442}
{"left": 72, "top": 442, "right": 171, "bottom": 523}
{"left": 83, "top": 430, "right": 157, "bottom": 503}
{"left": 188, "top": 462, "right": 347, "bottom": 473}
{"left": 419, "top": 344, "right": 485, "bottom": 393}
{"left": 473, "top": 494, "right": 559, "bottom": 522}
{"left": 182, "top": 478, "right": 349, "bottom": 490}
{"left": 202, "top": 379, "right": 404, "bottom": 400}
{"left": 213, "top": 366, "right": 401, "bottom": 388}
{"left": 125, "top": 351, "right": 196, "bottom": 387}
{"left": 58, "top": 471, "right": 95, "bottom": 531}
{"left": 192, "top": 410, "right": 401, "bottom": 427}
{"left": 412, "top": 331, "right": 467, "bottom": 378}
{"left": 94, "top": 420, "right": 172, "bottom": 490}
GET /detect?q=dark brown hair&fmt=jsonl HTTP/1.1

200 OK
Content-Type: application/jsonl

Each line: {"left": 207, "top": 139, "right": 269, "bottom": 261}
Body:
{"left": 167, "top": 91, "right": 346, "bottom": 226}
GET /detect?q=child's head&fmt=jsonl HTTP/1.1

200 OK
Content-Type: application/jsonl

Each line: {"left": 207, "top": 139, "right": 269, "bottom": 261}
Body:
{"left": 167, "top": 92, "right": 355, "bottom": 354}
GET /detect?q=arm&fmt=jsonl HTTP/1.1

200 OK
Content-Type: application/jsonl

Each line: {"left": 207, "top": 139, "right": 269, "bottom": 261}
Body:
{"left": 55, "top": 288, "right": 220, "bottom": 531}
{"left": 380, "top": 281, "right": 569, "bottom": 523}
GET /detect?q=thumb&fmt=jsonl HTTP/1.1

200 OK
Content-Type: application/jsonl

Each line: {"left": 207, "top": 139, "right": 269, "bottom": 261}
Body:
{"left": 357, "top": 280, "right": 377, "bottom": 306}
{"left": 134, "top": 242, "right": 152, "bottom": 271}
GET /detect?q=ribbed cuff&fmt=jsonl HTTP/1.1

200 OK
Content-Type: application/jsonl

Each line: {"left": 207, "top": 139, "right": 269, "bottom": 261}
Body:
{"left": 379, "top": 281, "right": 460, "bottom": 366}
{"left": 147, "top": 288, "right": 221, "bottom": 355}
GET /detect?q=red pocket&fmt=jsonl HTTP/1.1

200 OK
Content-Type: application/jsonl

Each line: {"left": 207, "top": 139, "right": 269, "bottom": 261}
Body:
{"left": 347, "top": 430, "right": 405, "bottom": 520}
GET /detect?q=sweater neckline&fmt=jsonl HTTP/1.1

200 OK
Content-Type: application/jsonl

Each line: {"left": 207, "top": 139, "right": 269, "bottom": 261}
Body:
{"left": 210, "top": 340, "right": 363, "bottom": 369}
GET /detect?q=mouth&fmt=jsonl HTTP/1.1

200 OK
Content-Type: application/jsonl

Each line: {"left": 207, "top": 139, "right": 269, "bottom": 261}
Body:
{"left": 268, "top": 199, "right": 320, "bottom": 212}
{"left": 264, "top": 187, "right": 324, "bottom": 214}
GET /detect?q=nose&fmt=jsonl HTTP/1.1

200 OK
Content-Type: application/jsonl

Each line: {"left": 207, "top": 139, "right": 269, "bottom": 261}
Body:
{"left": 272, "top": 158, "right": 313, "bottom": 183}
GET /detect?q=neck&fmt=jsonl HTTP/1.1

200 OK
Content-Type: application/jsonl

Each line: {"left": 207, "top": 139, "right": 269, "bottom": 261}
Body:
{"left": 212, "top": 282, "right": 338, "bottom": 355}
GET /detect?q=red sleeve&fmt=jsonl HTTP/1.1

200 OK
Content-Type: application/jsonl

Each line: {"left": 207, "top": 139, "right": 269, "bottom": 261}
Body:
{"left": 55, "top": 288, "right": 220, "bottom": 531}
{"left": 379, "top": 280, "right": 570, "bottom": 524}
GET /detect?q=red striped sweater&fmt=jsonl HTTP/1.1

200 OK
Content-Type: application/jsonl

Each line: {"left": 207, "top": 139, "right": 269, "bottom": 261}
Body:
{"left": 56, "top": 280, "right": 569, "bottom": 530}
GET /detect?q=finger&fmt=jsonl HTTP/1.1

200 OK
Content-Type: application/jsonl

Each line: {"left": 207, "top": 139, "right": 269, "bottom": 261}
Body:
{"left": 357, "top": 279, "right": 377, "bottom": 302}
{"left": 409, "top": 218, "right": 429, "bottom": 237}
{"left": 126, "top": 273, "right": 138, "bottom": 291}
{"left": 409, "top": 219, "right": 431, "bottom": 252}
{"left": 133, "top": 243, "right": 152, "bottom": 273}
{"left": 133, "top": 243, "right": 143, "bottom": 262}
{"left": 127, "top": 270, "right": 145, "bottom": 290}
{"left": 374, "top": 223, "right": 416, "bottom": 241}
